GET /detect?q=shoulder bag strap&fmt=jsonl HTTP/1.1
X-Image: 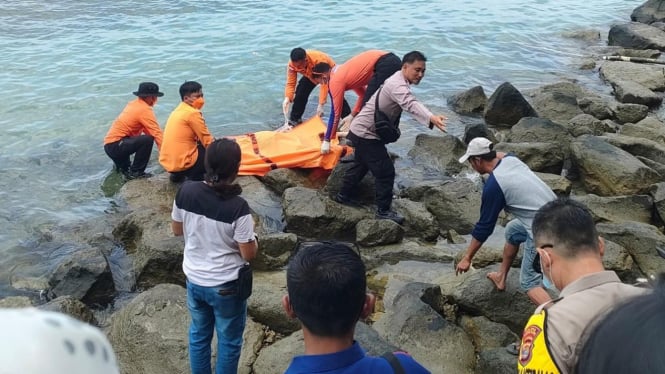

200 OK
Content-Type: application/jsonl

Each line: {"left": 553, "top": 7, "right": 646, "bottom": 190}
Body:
{"left": 381, "top": 351, "right": 406, "bottom": 374}
{"left": 373, "top": 86, "right": 383, "bottom": 123}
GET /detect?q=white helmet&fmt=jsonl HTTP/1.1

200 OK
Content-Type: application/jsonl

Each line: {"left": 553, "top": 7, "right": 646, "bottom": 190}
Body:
{"left": 0, "top": 308, "right": 119, "bottom": 374}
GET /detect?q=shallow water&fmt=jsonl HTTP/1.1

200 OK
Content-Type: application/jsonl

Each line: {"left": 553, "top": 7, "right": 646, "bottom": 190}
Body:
{"left": 0, "top": 0, "right": 642, "bottom": 297}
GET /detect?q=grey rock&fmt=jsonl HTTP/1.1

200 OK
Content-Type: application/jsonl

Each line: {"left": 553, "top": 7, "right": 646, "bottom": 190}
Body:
{"left": 484, "top": 82, "right": 538, "bottom": 127}
{"left": 632, "top": 0, "right": 665, "bottom": 24}
{"left": 356, "top": 219, "right": 404, "bottom": 247}
{"left": 447, "top": 85, "right": 488, "bottom": 115}
{"left": 570, "top": 135, "right": 661, "bottom": 196}
{"left": 608, "top": 22, "right": 665, "bottom": 50}
{"left": 613, "top": 103, "right": 650, "bottom": 124}
{"left": 578, "top": 96, "right": 614, "bottom": 120}
{"left": 407, "top": 134, "right": 468, "bottom": 175}
{"left": 600, "top": 60, "right": 665, "bottom": 92}
{"left": 392, "top": 199, "right": 440, "bottom": 242}
{"left": 422, "top": 179, "right": 482, "bottom": 235}
{"left": 39, "top": 295, "right": 96, "bottom": 325}
{"left": 597, "top": 221, "right": 665, "bottom": 279}
{"left": 495, "top": 142, "right": 566, "bottom": 174}
{"left": 574, "top": 194, "right": 654, "bottom": 224}
{"left": 611, "top": 80, "right": 662, "bottom": 107}
{"left": 253, "top": 232, "right": 297, "bottom": 271}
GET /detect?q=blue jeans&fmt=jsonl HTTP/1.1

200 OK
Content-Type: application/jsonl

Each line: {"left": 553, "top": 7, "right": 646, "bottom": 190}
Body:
{"left": 504, "top": 219, "right": 542, "bottom": 291}
{"left": 186, "top": 279, "right": 247, "bottom": 374}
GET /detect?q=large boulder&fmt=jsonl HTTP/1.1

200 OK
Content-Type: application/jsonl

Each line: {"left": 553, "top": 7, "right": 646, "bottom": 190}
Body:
{"left": 48, "top": 244, "right": 116, "bottom": 306}
{"left": 361, "top": 240, "right": 454, "bottom": 271}
{"left": 477, "top": 348, "right": 518, "bottom": 374}
{"left": 442, "top": 264, "right": 534, "bottom": 333}
{"left": 611, "top": 80, "right": 662, "bottom": 107}
{"left": 373, "top": 283, "right": 476, "bottom": 374}
{"left": 39, "top": 295, "right": 97, "bottom": 325}
{"left": 282, "top": 187, "right": 371, "bottom": 240}
{"left": 106, "top": 283, "right": 266, "bottom": 374}
{"left": 484, "top": 82, "right": 538, "bottom": 127}
{"left": 600, "top": 61, "right": 665, "bottom": 92}
{"left": 356, "top": 219, "right": 404, "bottom": 247}
{"left": 602, "top": 239, "right": 640, "bottom": 283}
{"left": 494, "top": 142, "right": 566, "bottom": 174}
{"left": 597, "top": 221, "right": 665, "bottom": 279}
{"left": 612, "top": 103, "right": 649, "bottom": 125}
{"left": 573, "top": 194, "right": 654, "bottom": 224}
{"left": 601, "top": 133, "right": 665, "bottom": 165}
{"left": 459, "top": 315, "right": 519, "bottom": 351}
{"left": 248, "top": 271, "right": 300, "bottom": 335}
{"left": 577, "top": 96, "right": 614, "bottom": 120}
{"left": 252, "top": 232, "right": 297, "bottom": 271}
{"left": 570, "top": 135, "right": 661, "bottom": 196}
{"left": 421, "top": 179, "right": 482, "bottom": 235}
{"left": 462, "top": 122, "right": 498, "bottom": 145}
{"left": 632, "top": 0, "right": 665, "bottom": 25}
{"left": 392, "top": 199, "right": 440, "bottom": 242}
{"left": 407, "top": 134, "right": 468, "bottom": 175}
{"left": 621, "top": 117, "right": 665, "bottom": 143}
{"left": 534, "top": 172, "right": 572, "bottom": 196}
{"left": 530, "top": 91, "right": 583, "bottom": 124}
{"left": 259, "top": 168, "right": 323, "bottom": 196}
{"left": 447, "top": 85, "right": 488, "bottom": 115}
{"left": 505, "top": 117, "right": 573, "bottom": 151}
{"left": 608, "top": 22, "right": 665, "bottom": 50}
{"left": 113, "top": 210, "right": 185, "bottom": 290}
{"left": 566, "top": 113, "right": 615, "bottom": 137}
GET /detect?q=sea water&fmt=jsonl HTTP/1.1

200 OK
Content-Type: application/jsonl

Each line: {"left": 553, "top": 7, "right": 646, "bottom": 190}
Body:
{"left": 0, "top": 0, "right": 642, "bottom": 296}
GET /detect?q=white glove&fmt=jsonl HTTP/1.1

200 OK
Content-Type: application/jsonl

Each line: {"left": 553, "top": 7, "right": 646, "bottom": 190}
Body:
{"left": 282, "top": 97, "right": 291, "bottom": 115}
{"left": 316, "top": 103, "right": 324, "bottom": 117}
{"left": 320, "top": 140, "right": 331, "bottom": 154}
{"left": 339, "top": 114, "right": 354, "bottom": 132}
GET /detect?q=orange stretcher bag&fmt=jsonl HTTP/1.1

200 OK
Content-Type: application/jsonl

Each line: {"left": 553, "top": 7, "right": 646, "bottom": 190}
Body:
{"left": 233, "top": 116, "right": 352, "bottom": 176}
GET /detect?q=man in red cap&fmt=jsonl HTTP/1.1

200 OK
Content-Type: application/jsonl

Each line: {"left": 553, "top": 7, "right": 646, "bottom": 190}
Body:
{"left": 103, "top": 82, "right": 164, "bottom": 179}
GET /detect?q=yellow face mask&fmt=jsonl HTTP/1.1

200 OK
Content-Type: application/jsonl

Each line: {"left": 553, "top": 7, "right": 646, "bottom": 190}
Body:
{"left": 191, "top": 97, "right": 205, "bottom": 109}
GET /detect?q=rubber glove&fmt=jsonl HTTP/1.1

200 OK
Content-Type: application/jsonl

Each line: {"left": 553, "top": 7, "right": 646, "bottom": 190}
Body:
{"left": 320, "top": 140, "right": 331, "bottom": 154}
{"left": 282, "top": 97, "right": 291, "bottom": 115}
{"left": 339, "top": 114, "right": 354, "bottom": 132}
{"left": 316, "top": 103, "right": 324, "bottom": 117}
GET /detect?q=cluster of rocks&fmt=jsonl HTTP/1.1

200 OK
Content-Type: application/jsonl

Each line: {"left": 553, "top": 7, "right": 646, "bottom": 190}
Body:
{"left": 4, "top": 1, "right": 665, "bottom": 373}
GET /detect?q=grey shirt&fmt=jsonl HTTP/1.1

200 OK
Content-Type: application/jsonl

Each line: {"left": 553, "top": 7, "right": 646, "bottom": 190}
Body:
{"left": 543, "top": 271, "right": 647, "bottom": 373}
{"left": 349, "top": 70, "right": 433, "bottom": 140}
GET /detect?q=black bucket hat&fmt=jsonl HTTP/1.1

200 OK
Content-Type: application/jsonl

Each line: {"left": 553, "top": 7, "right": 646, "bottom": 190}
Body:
{"left": 133, "top": 82, "right": 164, "bottom": 97}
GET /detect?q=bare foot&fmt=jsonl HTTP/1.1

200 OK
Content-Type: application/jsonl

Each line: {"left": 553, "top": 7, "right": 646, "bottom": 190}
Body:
{"left": 487, "top": 272, "right": 506, "bottom": 291}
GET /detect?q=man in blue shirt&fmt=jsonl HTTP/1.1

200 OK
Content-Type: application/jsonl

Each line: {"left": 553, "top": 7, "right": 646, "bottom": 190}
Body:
{"left": 282, "top": 241, "right": 430, "bottom": 373}
{"left": 455, "top": 137, "right": 556, "bottom": 305}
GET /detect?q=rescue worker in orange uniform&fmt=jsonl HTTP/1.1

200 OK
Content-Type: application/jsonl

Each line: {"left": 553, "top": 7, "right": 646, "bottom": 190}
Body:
{"left": 103, "top": 82, "right": 164, "bottom": 179}
{"left": 159, "top": 81, "right": 214, "bottom": 183}
{"left": 314, "top": 50, "right": 401, "bottom": 154}
{"left": 517, "top": 198, "right": 646, "bottom": 374}
{"left": 282, "top": 48, "right": 341, "bottom": 126}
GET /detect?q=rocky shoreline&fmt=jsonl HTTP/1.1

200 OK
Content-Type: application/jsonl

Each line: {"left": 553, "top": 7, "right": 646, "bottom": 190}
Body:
{"left": 4, "top": 1, "right": 665, "bottom": 373}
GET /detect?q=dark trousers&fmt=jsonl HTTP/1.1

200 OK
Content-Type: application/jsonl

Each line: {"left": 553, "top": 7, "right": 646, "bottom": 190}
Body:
{"left": 170, "top": 143, "right": 207, "bottom": 182}
{"left": 290, "top": 76, "right": 351, "bottom": 122}
{"left": 340, "top": 132, "right": 395, "bottom": 212}
{"left": 104, "top": 135, "right": 154, "bottom": 174}
{"left": 362, "top": 52, "right": 402, "bottom": 107}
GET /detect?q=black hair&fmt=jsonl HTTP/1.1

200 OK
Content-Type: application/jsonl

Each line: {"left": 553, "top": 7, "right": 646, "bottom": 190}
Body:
{"left": 290, "top": 47, "right": 306, "bottom": 62}
{"left": 532, "top": 197, "right": 599, "bottom": 258}
{"left": 204, "top": 138, "right": 242, "bottom": 200}
{"left": 179, "top": 81, "right": 202, "bottom": 100}
{"left": 575, "top": 275, "right": 665, "bottom": 373}
{"left": 402, "top": 51, "right": 427, "bottom": 65}
{"left": 312, "top": 62, "right": 331, "bottom": 74}
{"left": 286, "top": 241, "right": 367, "bottom": 337}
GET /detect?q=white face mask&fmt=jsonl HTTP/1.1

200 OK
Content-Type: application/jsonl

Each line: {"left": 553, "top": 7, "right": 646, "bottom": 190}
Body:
{"left": 540, "top": 251, "right": 559, "bottom": 292}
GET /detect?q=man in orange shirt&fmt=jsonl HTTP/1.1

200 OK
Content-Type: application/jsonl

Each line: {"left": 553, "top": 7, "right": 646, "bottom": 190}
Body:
{"left": 159, "top": 81, "right": 214, "bottom": 183}
{"left": 283, "top": 48, "right": 344, "bottom": 127}
{"left": 316, "top": 50, "right": 401, "bottom": 154}
{"left": 103, "top": 82, "right": 164, "bottom": 179}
